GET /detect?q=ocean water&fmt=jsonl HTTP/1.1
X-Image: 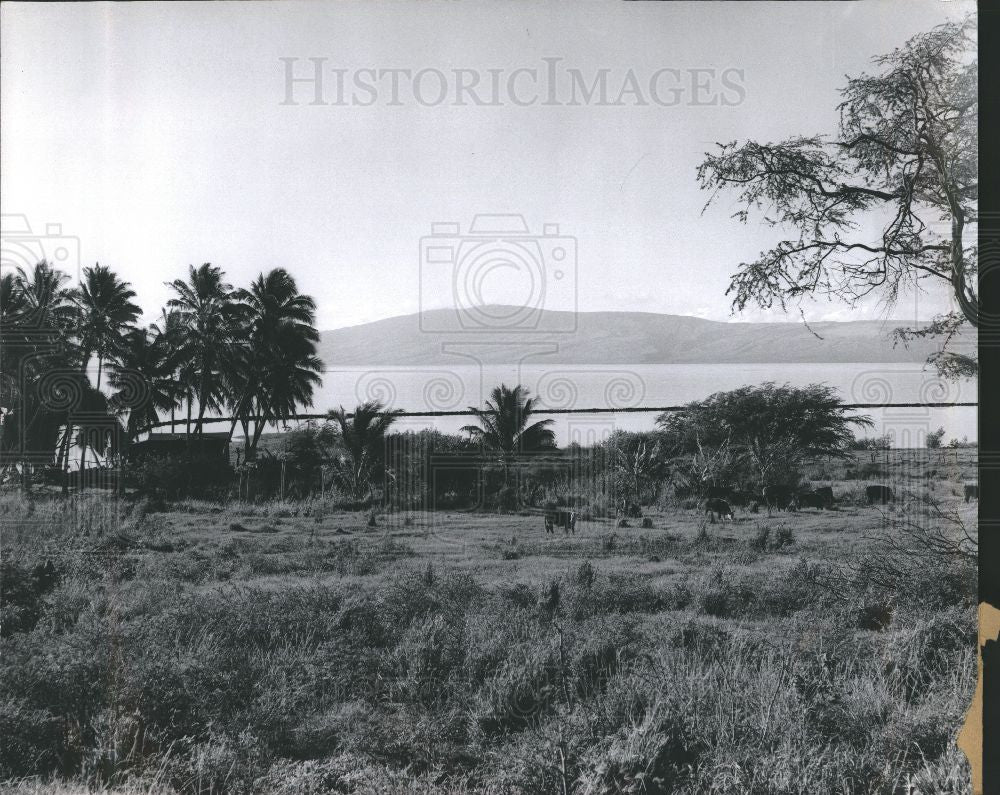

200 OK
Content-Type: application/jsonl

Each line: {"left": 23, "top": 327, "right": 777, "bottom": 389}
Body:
{"left": 304, "top": 362, "right": 976, "bottom": 447}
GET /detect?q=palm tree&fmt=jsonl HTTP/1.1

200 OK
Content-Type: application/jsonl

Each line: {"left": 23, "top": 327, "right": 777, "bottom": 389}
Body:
{"left": 461, "top": 383, "right": 556, "bottom": 496}
{"left": 3, "top": 262, "right": 79, "bottom": 337}
{"left": 0, "top": 263, "right": 80, "bottom": 488}
{"left": 325, "top": 401, "right": 402, "bottom": 512}
{"left": 461, "top": 384, "right": 556, "bottom": 455}
{"left": 75, "top": 264, "right": 140, "bottom": 474}
{"left": 77, "top": 264, "right": 141, "bottom": 389}
{"left": 108, "top": 327, "right": 184, "bottom": 442}
{"left": 151, "top": 308, "right": 188, "bottom": 432}
{"left": 228, "top": 269, "right": 323, "bottom": 458}
{"left": 166, "top": 263, "right": 238, "bottom": 438}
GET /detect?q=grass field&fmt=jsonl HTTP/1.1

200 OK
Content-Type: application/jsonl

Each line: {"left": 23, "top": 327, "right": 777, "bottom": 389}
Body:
{"left": 0, "top": 450, "right": 978, "bottom": 794}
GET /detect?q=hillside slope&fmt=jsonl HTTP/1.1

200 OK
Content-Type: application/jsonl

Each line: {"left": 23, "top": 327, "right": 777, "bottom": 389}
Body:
{"left": 319, "top": 306, "right": 959, "bottom": 365}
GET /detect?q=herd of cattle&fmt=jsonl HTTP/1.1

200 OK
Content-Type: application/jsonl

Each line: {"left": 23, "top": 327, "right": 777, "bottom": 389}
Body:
{"left": 705, "top": 483, "right": 868, "bottom": 521}
{"left": 541, "top": 480, "right": 978, "bottom": 533}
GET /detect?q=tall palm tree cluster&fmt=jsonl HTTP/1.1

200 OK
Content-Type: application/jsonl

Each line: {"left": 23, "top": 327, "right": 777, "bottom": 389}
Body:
{"left": 0, "top": 260, "right": 322, "bottom": 482}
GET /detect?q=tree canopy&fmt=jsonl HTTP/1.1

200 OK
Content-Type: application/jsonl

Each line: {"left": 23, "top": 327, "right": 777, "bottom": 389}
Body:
{"left": 461, "top": 384, "right": 556, "bottom": 457}
{"left": 1, "top": 258, "right": 324, "bottom": 484}
{"left": 658, "top": 382, "right": 873, "bottom": 486}
{"left": 697, "top": 16, "right": 977, "bottom": 377}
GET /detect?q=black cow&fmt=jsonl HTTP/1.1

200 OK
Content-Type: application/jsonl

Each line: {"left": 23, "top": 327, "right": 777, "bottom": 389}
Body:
{"left": 727, "top": 490, "right": 755, "bottom": 510}
{"left": 544, "top": 509, "right": 577, "bottom": 535}
{"left": 964, "top": 484, "right": 979, "bottom": 502}
{"left": 814, "top": 486, "right": 835, "bottom": 508}
{"left": 762, "top": 485, "right": 796, "bottom": 511}
{"left": 797, "top": 491, "right": 827, "bottom": 510}
{"left": 865, "top": 485, "right": 894, "bottom": 504}
{"left": 705, "top": 498, "right": 734, "bottom": 522}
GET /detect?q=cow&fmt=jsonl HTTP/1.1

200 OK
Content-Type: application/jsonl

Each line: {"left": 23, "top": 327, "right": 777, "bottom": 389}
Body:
{"left": 865, "top": 484, "right": 894, "bottom": 504}
{"left": 964, "top": 483, "right": 979, "bottom": 502}
{"left": 797, "top": 491, "right": 827, "bottom": 510}
{"left": 705, "top": 498, "right": 734, "bottom": 522}
{"left": 727, "top": 490, "right": 757, "bottom": 512}
{"left": 814, "top": 486, "right": 835, "bottom": 508}
{"left": 762, "top": 485, "right": 796, "bottom": 512}
{"left": 544, "top": 509, "right": 577, "bottom": 535}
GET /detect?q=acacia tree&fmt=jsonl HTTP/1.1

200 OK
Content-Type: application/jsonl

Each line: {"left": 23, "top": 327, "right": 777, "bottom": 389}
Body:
{"left": 697, "top": 17, "right": 977, "bottom": 377}
{"left": 658, "top": 383, "right": 872, "bottom": 487}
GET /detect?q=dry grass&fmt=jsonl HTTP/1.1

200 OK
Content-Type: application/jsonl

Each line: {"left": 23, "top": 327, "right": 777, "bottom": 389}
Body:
{"left": 0, "top": 452, "right": 977, "bottom": 794}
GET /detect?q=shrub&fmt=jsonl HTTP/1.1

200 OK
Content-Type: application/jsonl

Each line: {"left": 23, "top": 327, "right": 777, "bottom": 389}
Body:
{"left": 0, "top": 560, "right": 60, "bottom": 637}
{"left": 773, "top": 525, "right": 794, "bottom": 549}
{"left": 749, "top": 524, "right": 771, "bottom": 551}
{"left": 125, "top": 453, "right": 235, "bottom": 500}
{"left": 575, "top": 560, "right": 596, "bottom": 590}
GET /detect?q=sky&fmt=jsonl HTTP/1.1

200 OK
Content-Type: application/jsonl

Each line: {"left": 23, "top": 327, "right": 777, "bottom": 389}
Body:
{"left": 1, "top": 0, "right": 974, "bottom": 332}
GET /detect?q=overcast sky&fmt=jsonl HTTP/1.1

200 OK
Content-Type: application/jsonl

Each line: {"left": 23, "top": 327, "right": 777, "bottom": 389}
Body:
{"left": 1, "top": 0, "right": 973, "bottom": 331}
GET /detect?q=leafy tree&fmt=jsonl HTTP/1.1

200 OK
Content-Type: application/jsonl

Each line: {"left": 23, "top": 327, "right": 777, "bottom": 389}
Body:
{"left": 383, "top": 428, "right": 480, "bottom": 509}
{"left": 658, "top": 383, "right": 872, "bottom": 487}
{"left": 697, "top": 17, "right": 977, "bottom": 377}
{"left": 325, "top": 401, "right": 403, "bottom": 507}
{"left": 280, "top": 420, "right": 336, "bottom": 496}
{"left": 847, "top": 433, "right": 894, "bottom": 451}
{"left": 605, "top": 430, "right": 671, "bottom": 508}
{"left": 926, "top": 426, "right": 946, "bottom": 449}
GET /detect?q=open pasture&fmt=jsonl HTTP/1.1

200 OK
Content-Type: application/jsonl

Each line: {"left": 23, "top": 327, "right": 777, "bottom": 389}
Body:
{"left": 0, "top": 456, "right": 978, "bottom": 795}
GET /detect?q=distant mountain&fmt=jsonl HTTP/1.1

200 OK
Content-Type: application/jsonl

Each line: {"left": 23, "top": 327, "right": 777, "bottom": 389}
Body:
{"left": 319, "top": 306, "right": 960, "bottom": 366}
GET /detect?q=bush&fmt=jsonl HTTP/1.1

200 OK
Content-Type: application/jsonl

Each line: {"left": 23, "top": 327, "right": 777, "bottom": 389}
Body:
{"left": 0, "top": 560, "right": 60, "bottom": 637}
{"left": 773, "top": 525, "right": 794, "bottom": 549}
{"left": 125, "top": 453, "right": 235, "bottom": 500}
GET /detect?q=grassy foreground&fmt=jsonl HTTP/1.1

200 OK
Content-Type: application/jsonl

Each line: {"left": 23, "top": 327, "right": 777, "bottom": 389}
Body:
{"left": 0, "top": 459, "right": 977, "bottom": 794}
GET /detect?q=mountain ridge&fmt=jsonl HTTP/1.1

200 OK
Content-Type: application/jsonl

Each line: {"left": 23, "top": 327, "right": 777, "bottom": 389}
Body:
{"left": 318, "top": 306, "right": 960, "bottom": 366}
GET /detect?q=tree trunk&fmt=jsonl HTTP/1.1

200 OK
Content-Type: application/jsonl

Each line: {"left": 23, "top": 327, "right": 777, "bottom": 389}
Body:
{"left": 79, "top": 427, "right": 87, "bottom": 492}
{"left": 250, "top": 416, "right": 268, "bottom": 458}
{"left": 195, "top": 372, "right": 209, "bottom": 436}
{"left": 950, "top": 211, "right": 978, "bottom": 327}
{"left": 57, "top": 424, "right": 71, "bottom": 495}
